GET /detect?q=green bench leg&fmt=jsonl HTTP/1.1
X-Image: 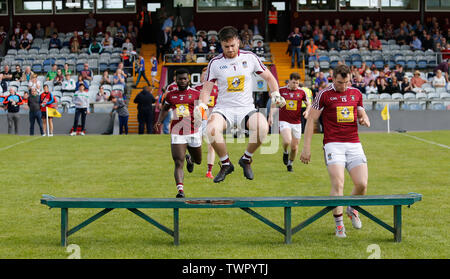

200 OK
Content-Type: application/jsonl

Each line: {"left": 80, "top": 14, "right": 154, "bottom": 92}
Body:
{"left": 174, "top": 208, "right": 179, "bottom": 246}
{"left": 284, "top": 207, "right": 292, "bottom": 244}
{"left": 394, "top": 205, "right": 402, "bottom": 242}
{"left": 61, "top": 208, "right": 68, "bottom": 247}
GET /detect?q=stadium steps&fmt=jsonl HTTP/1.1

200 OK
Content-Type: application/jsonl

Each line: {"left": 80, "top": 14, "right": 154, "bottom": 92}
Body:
{"left": 269, "top": 42, "right": 305, "bottom": 86}
{"left": 128, "top": 43, "right": 161, "bottom": 134}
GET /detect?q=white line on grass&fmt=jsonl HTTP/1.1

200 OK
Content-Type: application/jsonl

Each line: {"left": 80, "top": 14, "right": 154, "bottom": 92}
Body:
{"left": 401, "top": 133, "right": 450, "bottom": 150}
{"left": 0, "top": 136, "right": 42, "bottom": 152}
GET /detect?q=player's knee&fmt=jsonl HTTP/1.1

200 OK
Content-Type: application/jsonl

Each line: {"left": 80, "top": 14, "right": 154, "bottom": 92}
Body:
{"left": 354, "top": 181, "right": 368, "bottom": 194}
{"left": 174, "top": 158, "right": 184, "bottom": 168}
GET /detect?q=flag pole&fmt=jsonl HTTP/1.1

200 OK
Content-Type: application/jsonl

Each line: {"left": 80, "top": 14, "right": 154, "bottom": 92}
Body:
{"left": 46, "top": 106, "right": 49, "bottom": 136}
{"left": 387, "top": 103, "right": 390, "bottom": 134}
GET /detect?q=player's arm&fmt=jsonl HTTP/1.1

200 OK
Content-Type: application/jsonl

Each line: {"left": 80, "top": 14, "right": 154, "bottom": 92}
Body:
{"left": 259, "top": 69, "right": 286, "bottom": 107}
{"left": 268, "top": 101, "right": 277, "bottom": 126}
{"left": 357, "top": 107, "right": 370, "bottom": 127}
{"left": 303, "top": 95, "right": 312, "bottom": 119}
{"left": 155, "top": 102, "right": 171, "bottom": 130}
{"left": 300, "top": 107, "right": 322, "bottom": 164}
{"left": 194, "top": 80, "right": 213, "bottom": 121}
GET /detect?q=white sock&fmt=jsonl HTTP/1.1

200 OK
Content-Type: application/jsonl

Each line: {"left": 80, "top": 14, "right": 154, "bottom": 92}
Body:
{"left": 244, "top": 150, "right": 253, "bottom": 158}
{"left": 334, "top": 214, "right": 344, "bottom": 227}
{"left": 176, "top": 184, "right": 184, "bottom": 191}
{"left": 287, "top": 160, "right": 293, "bottom": 166}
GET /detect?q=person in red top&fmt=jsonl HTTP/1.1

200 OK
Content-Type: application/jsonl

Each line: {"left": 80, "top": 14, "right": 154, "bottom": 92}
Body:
{"left": 194, "top": 67, "right": 219, "bottom": 179}
{"left": 268, "top": 72, "right": 310, "bottom": 172}
{"left": 40, "top": 84, "right": 55, "bottom": 136}
{"left": 155, "top": 68, "right": 202, "bottom": 198}
{"left": 300, "top": 65, "right": 370, "bottom": 238}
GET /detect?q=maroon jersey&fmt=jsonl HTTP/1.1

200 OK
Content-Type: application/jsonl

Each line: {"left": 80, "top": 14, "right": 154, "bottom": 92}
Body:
{"left": 194, "top": 83, "right": 219, "bottom": 108}
{"left": 279, "top": 86, "right": 308, "bottom": 124}
{"left": 312, "top": 84, "right": 364, "bottom": 145}
{"left": 166, "top": 81, "right": 178, "bottom": 92}
{"left": 164, "top": 87, "right": 200, "bottom": 135}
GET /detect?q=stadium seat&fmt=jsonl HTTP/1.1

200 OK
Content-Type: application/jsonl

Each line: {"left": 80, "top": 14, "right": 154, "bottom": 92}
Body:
{"left": 367, "top": 94, "right": 379, "bottom": 100}
{"left": 392, "top": 93, "right": 403, "bottom": 100}
{"left": 404, "top": 102, "right": 423, "bottom": 110}
{"left": 379, "top": 93, "right": 392, "bottom": 100}
{"left": 427, "top": 92, "right": 440, "bottom": 100}
{"left": 430, "top": 102, "right": 446, "bottom": 110}
{"left": 403, "top": 93, "right": 416, "bottom": 100}
{"left": 439, "top": 92, "right": 450, "bottom": 99}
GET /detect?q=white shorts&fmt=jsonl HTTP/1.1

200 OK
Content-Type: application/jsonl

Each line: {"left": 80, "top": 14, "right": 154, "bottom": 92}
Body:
{"left": 279, "top": 121, "right": 302, "bottom": 139}
{"left": 211, "top": 106, "right": 256, "bottom": 129}
{"left": 171, "top": 132, "right": 202, "bottom": 148}
{"left": 323, "top": 142, "right": 367, "bottom": 171}
{"left": 151, "top": 71, "right": 157, "bottom": 77}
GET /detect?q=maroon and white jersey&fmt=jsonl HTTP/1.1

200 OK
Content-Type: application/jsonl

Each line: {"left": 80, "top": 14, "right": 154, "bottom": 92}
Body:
{"left": 206, "top": 50, "right": 267, "bottom": 109}
{"left": 194, "top": 83, "right": 219, "bottom": 108}
{"left": 164, "top": 87, "right": 201, "bottom": 135}
{"left": 312, "top": 84, "right": 364, "bottom": 145}
{"left": 166, "top": 81, "right": 178, "bottom": 92}
{"left": 279, "top": 86, "right": 308, "bottom": 124}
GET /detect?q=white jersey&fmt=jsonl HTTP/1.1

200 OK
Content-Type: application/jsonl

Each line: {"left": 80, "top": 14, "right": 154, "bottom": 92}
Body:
{"left": 206, "top": 50, "right": 267, "bottom": 109}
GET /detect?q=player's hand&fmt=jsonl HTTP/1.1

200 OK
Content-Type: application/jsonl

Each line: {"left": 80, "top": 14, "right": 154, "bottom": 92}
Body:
{"left": 154, "top": 122, "right": 161, "bottom": 132}
{"left": 270, "top": 91, "right": 286, "bottom": 108}
{"left": 193, "top": 102, "right": 208, "bottom": 123}
{"left": 358, "top": 115, "right": 370, "bottom": 127}
{"left": 300, "top": 149, "right": 311, "bottom": 164}
{"left": 303, "top": 110, "right": 309, "bottom": 119}
{"left": 268, "top": 114, "right": 273, "bottom": 126}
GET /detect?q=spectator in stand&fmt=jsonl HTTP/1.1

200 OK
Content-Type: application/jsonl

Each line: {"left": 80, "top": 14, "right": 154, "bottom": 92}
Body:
{"left": 314, "top": 72, "right": 328, "bottom": 89}
{"left": 185, "top": 21, "right": 196, "bottom": 37}
{"left": 359, "top": 35, "right": 369, "bottom": 50}
{"left": 400, "top": 76, "right": 413, "bottom": 93}
{"left": 46, "top": 64, "right": 58, "bottom": 81}
{"left": 3, "top": 87, "right": 23, "bottom": 134}
{"left": 385, "top": 76, "right": 400, "bottom": 94}
{"left": 12, "top": 65, "right": 23, "bottom": 81}
{"left": 0, "top": 74, "right": 7, "bottom": 93}
{"left": 100, "top": 70, "right": 112, "bottom": 86}
{"left": 106, "top": 21, "right": 117, "bottom": 38}
{"left": 81, "top": 32, "right": 92, "bottom": 49}
{"left": 21, "top": 66, "right": 34, "bottom": 83}
{"left": 88, "top": 39, "right": 103, "bottom": 54}
{"left": 120, "top": 47, "right": 132, "bottom": 76}
{"left": 250, "top": 18, "right": 262, "bottom": 36}
{"left": 109, "top": 95, "right": 129, "bottom": 135}
{"left": 347, "top": 35, "right": 358, "bottom": 50}
{"left": 48, "top": 32, "right": 61, "bottom": 50}
{"left": 194, "top": 41, "right": 207, "bottom": 54}
{"left": 76, "top": 74, "right": 89, "bottom": 91}
{"left": 306, "top": 39, "right": 318, "bottom": 62}
{"left": 309, "top": 61, "right": 320, "bottom": 78}
{"left": 364, "top": 69, "right": 375, "bottom": 86}
{"left": 241, "top": 34, "right": 252, "bottom": 51}
{"left": 394, "top": 64, "right": 405, "bottom": 81}
{"left": 442, "top": 43, "right": 450, "bottom": 60}
{"left": 53, "top": 68, "right": 64, "bottom": 86}
{"left": 185, "top": 47, "right": 197, "bottom": 63}
{"left": 28, "top": 74, "right": 42, "bottom": 93}
{"left": 2, "top": 65, "right": 13, "bottom": 81}
{"left": 411, "top": 70, "right": 427, "bottom": 92}
{"left": 113, "top": 69, "right": 126, "bottom": 87}
{"left": 316, "top": 33, "right": 328, "bottom": 51}
{"left": 432, "top": 70, "right": 446, "bottom": 89}
{"left": 369, "top": 34, "right": 382, "bottom": 50}
{"left": 208, "top": 35, "right": 221, "bottom": 53}
{"left": 62, "top": 73, "right": 76, "bottom": 93}
{"left": 240, "top": 24, "right": 254, "bottom": 41}
{"left": 96, "top": 86, "right": 110, "bottom": 102}
{"left": 62, "top": 63, "right": 72, "bottom": 76}
{"left": 353, "top": 74, "right": 366, "bottom": 93}
{"left": 122, "top": 37, "right": 134, "bottom": 52}
{"left": 28, "top": 87, "right": 44, "bottom": 136}
{"left": 94, "top": 20, "right": 105, "bottom": 36}
{"left": 161, "top": 15, "right": 174, "bottom": 31}
{"left": 172, "top": 25, "right": 188, "bottom": 41}
{"left": 375, "top": 75, "right": 387, "bottom": 93}
{"left": 172, "top": 46, "right": 183, "bottom": 63}
{"left": 19, "top": 29, "right": 32, "bottom": 50}
{"left": 184, "top": 34, "right": 195, "bottom": 51}
{"left": 34, "top": 23, "right": 45, "bottom": 39}
{"left": 85, "top": 12, "right": 96, "bottom": 36}
{"left": 157, "top": 26, "right": 171, "bottom": 62}
{"left": 410, "top": 35, "right": 422, "bottom": 50}
{"left": 102, "top": 32, "right": 114, "bottom": 50}
{"left": 113, "top": 29, "right": 125, "bottom": 48}
{"left": 337, "top": 35, "right": 348, "bottom": 50}
{"left": 69, "top": 31, "right": 82, "bottom": 53}
{"left": 327, "top": 35, "right": 339, "bottom": 51}
{"left": 170, "top": 35, "right": 184, "bottom": 52}
{"left": 8, "top": 34, "right": 19, "bottom": 50}
{"left": 422, "top": 32, "right": 434, "bottom": 51}
{"left": 45, "top": 21, "right": 58, "bottom": 38}
{"left": 80, "top": 63, "right": 93, "bottom": 82}
{"left": 207, "top": 46, "right": 218, "bottom": 61}
{"left": 116, "top": 21, "right": 126, "bottom": 34}
{"left": 253, "top": 40, "right": 265, "bottom": 57}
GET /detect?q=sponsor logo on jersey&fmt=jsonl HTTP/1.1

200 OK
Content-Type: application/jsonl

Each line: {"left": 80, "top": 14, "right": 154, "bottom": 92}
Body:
{"left": 336, "top": 106, "right": 354, "bottom": 123}
{"left": 227, "top": 75, "right": 245, "bottom": 92}
{"left": 175, "top": 104, "right": 190, "bottom": 117}
{"left": 286, "top": 100, "right": 298, "bottom": 111}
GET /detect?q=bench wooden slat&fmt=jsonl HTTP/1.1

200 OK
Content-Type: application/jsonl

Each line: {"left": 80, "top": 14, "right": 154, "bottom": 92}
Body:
{"left": 40, "top": 193, "right": 422, "bottom": 209}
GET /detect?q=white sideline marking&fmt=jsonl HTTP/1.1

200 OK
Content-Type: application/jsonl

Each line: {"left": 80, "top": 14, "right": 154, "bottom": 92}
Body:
{"left": 0, "top": 137, "right": 42, "bottom": 152}
{"left": 401, "top": 133, "right": 450, "bottom": 150}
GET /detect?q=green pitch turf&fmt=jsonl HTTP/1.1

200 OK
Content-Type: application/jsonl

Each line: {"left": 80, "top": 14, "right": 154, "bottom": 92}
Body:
{"left": 0, "top": 131, "right": 449, "bottom": 259}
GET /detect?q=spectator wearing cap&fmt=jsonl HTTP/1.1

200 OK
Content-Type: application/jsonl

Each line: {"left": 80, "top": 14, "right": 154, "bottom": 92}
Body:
{"left": 411, "top": 70, "right": 427, "bottom": 93}
{"left": 207, "top": 46, "right": 217, "bottom": 61}
{"left": 89, "top": 39, "right": 103, "bottom": 54}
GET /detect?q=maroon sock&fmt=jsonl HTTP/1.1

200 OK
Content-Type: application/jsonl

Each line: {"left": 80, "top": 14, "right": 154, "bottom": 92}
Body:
{"left": 207, "top": 164, "right": 213, "bottom": 172}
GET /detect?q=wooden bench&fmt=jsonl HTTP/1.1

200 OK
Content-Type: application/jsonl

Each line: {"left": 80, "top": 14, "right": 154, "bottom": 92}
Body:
{"left": 40, "top": 193, "right": 422, "bottom": 246}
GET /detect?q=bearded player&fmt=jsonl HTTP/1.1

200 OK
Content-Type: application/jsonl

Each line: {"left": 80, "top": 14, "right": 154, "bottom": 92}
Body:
{"left": 300, "top": 65, "right": 370, "bottom": 238}
{"left": 195, "top": 26, "right": 285, "bottom": 183}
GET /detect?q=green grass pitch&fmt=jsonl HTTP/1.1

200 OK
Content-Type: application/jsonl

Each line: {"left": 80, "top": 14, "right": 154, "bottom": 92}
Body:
{"left": 0, "top": 131, "right": 449, "bottom": 259}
